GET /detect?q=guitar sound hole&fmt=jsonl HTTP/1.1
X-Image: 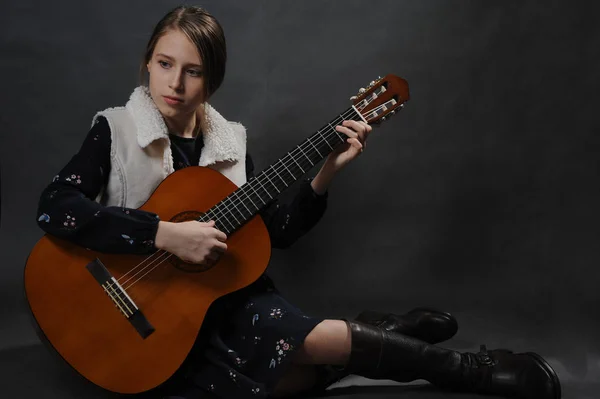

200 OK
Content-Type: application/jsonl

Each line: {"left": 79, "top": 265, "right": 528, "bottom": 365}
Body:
{"left": 168, "top": 210, "right": 214, "bottom": 273}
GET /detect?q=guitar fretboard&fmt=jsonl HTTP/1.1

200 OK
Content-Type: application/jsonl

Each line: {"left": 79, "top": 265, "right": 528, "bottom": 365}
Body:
{"left": 199, "top": 106, "right": 364, "bottom": 234}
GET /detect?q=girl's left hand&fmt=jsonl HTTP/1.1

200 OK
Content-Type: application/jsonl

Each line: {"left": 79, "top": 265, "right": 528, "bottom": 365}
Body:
{"left": 326, "top": 120, "right": 373, "bottom": 172}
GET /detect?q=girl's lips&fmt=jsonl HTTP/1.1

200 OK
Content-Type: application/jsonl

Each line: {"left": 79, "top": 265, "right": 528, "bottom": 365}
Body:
{"left": 163, "top": 96, "right": 183, "bottom": 105}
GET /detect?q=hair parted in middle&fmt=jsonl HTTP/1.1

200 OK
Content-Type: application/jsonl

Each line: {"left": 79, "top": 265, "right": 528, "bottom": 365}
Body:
{"left": 140, "top": 5, "right": 227, "bottom": 100}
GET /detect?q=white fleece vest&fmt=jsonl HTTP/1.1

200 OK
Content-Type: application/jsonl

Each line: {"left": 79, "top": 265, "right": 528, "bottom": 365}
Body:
{"left": 92, "top": 86, "right": 247, "bottom": 209}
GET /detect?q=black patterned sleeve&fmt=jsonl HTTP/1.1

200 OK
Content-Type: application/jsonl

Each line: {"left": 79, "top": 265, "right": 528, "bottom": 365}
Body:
{"left": 246, "top": 155, "right": 328, "bottom": 249}
{"left": 36, "top": 117, "right": 160, "bottom": 254}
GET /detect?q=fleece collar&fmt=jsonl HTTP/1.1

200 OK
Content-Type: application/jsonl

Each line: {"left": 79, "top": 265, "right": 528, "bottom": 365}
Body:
{"left": 125, "top": 86, "right": 244, "bottom": 167}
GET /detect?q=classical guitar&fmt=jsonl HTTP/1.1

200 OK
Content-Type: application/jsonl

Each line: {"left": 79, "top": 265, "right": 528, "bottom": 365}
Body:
{"left": 24, "top": 74, "right": 409, "bottom": 394}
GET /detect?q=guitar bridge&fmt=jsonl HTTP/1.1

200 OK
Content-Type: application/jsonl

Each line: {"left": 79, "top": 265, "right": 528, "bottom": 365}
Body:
{"left": 86, "top": 258, "right": 155, "bottom": 339}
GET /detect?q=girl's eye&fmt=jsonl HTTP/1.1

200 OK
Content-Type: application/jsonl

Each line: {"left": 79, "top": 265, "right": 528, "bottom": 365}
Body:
{"left": 158, "top": 60, "right": 170, "bottom": 68}
{"left": 187, "top": 70, "right": 202, "bottom": 77}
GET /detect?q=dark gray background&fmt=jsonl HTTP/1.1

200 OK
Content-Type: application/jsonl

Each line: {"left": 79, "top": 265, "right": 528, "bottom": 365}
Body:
{"left": 1, "top": 0, "right": 599, "bottom": 398}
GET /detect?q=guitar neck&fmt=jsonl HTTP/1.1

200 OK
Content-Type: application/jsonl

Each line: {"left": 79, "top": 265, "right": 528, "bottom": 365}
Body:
{"left": 199, "top": 106, "right": 365, "bottom": 235}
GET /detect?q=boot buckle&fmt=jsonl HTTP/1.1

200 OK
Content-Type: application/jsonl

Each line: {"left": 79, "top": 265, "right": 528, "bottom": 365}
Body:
{"left": 477, "top": 345, "right": 495, "bottom": 366}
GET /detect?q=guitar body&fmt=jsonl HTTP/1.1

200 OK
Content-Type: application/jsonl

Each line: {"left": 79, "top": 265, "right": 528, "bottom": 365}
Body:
{"left": 24, "top": 166, "right": 271, "bottom": 394}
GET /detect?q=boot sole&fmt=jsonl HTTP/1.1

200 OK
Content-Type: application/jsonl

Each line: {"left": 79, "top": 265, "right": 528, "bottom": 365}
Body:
{"left": 524, "top": 352, "right": 562, "bottom": 399}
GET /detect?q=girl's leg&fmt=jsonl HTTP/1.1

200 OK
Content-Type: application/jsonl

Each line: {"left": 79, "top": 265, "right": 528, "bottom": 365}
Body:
{"left": 272, "top": 319, "right": 351, "bottom": 397}
{"left": 292, "top": 319, "right": 351, "bottom": 365}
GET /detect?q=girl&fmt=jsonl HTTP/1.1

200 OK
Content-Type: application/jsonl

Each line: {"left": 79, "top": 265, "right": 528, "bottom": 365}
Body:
{"left": 36, "top": 5, "right": 560, "bottom": 399}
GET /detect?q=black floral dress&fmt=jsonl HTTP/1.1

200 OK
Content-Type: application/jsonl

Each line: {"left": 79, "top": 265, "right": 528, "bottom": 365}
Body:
{"left": 36, "top": 116, "right": 328, "bottom": 398}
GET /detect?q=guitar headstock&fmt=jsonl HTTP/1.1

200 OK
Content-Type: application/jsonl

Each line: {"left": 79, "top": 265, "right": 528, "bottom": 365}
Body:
{"left": 351, "top": 74, "right": 410, "bottom": 125}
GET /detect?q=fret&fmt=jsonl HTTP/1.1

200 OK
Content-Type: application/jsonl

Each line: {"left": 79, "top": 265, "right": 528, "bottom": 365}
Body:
{"left": 271, "top": 164, "right": 288, "bottom": 187}
{"left": 236, "top": 188, "right": 256, "bottom": 213}
{"left": 328, "top": 122, "right": 346, "bottom": 142}
{"left": 221, "top": 203, "right": 240, "bottom": 230}
{"left": 297, "top": 145, "right": 314, "bottom": 166}
{"left": 232, "top": 190, "right": 252, "bottom": 216}
{"left": 226, "top": 197, "right": 244, "bottom": 223}
{"left": 263, "top": 169, "right": 281, "bottom": 193}
{"left": 215, "top": 217, "right": 233, "bottom": 235}
{"left": 289, "top": 152, "right": 305, "bottom": 173}
{"left": 316, "top": 128, "right": 334, "bottom": 150}
{"left": 254, "top": 175, "right": 274, "bottom": 199}
{"left": 247, "top": 177, "right": 267, "bottom": 205}
{"left": 307, "top": 136, "right": 323, "bottom": 158}
{"left": 203, "top": 208, "right": 218, "bottom": 223}
{"left": 212, "top": 204, "right": 235, "bottom": 230}
{"left": 280, "top": 158, "right": 296, "bottom": 180}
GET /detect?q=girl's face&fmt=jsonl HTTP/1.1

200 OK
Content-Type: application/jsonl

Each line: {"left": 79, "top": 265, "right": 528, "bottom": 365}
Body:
{"left": 146, "top": 29, "right": 206, "bottom": 125}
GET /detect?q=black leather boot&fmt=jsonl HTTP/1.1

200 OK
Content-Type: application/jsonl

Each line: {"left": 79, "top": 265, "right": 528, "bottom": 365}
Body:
{"left": 342, "top": 320, "right": 561, "bottom": 399}
{"left": 355, "top": 307, "right": 459, "bottom": 344}
{"left": 310, "top": 307, "right": 459, "bottom": 391}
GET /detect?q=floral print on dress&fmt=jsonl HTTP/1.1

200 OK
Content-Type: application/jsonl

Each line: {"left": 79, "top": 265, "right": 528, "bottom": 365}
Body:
{"left": 229, "top": 369, "right": 238, "bottom": 383}
{"left": 269, "top": 338, "right": 294, "bottom": 368}
{"left": 62, "top": 212, "right": 77, "bottom": 229}
{"left": 269, "top": 307, "right": 285, "bottom": 320}
{"left": 234, "top": 356, "right": 247, "bottom": 368}
{"left": 38, "top": 213, "right": 50, "bottom": 223}
{"left": 252, "top": 313, "right": 260, "bottom": 326}
{"left": 226, "top": 349, "right": 247, "bottom": 369}
{"left": 65, "top": 174, "right": 82, "bottom": 185}
{"left": 251, "top": 387, "right": 261, "bottom": 395}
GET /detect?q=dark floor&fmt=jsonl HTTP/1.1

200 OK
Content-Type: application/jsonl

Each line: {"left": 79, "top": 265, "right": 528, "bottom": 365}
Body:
{"left": 0, "top": 343, "right": 596, "bottom": 399}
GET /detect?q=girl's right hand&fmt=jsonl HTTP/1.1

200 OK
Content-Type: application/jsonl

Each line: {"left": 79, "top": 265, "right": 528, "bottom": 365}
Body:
{"left": 154, "top": 220, "right": 227, "bottom": 265}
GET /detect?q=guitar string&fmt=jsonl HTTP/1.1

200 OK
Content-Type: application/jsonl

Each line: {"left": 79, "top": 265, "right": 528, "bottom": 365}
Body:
{"left": 118, "top": 103, "right": 396, "bottom": 292}
{"left": 115, "top": 110, "right": 361, "bottom": 293}
{"left": 113, "top": 99, "right": 393, "bottom": 294}
{"left": 117, "top": 109, "right": 359, "bottom": 291}
{"left": 113, "top": 106, "right": 363, "bottom": 290}
{"left": 114, "top": 100, "right": 392, "bottom": 296}
{"left": 113, "top": 99, "right": 393, "bottom": 296}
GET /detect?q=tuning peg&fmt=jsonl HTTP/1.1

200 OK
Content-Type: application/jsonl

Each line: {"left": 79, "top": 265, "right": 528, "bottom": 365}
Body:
{"left": 381, "top": 116, "right": 387, "bottom": 121}
{"left": 370, "top": 81, "right": 375, "bottom": 86}
{"left": 358, "top": 87, "right": 366, "bottom": 93}
{"left": 349, "top": 95, "right": 358, "bottom": 101}
{"left": 390, "top": 110, "right": 396, "bottom": 116}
